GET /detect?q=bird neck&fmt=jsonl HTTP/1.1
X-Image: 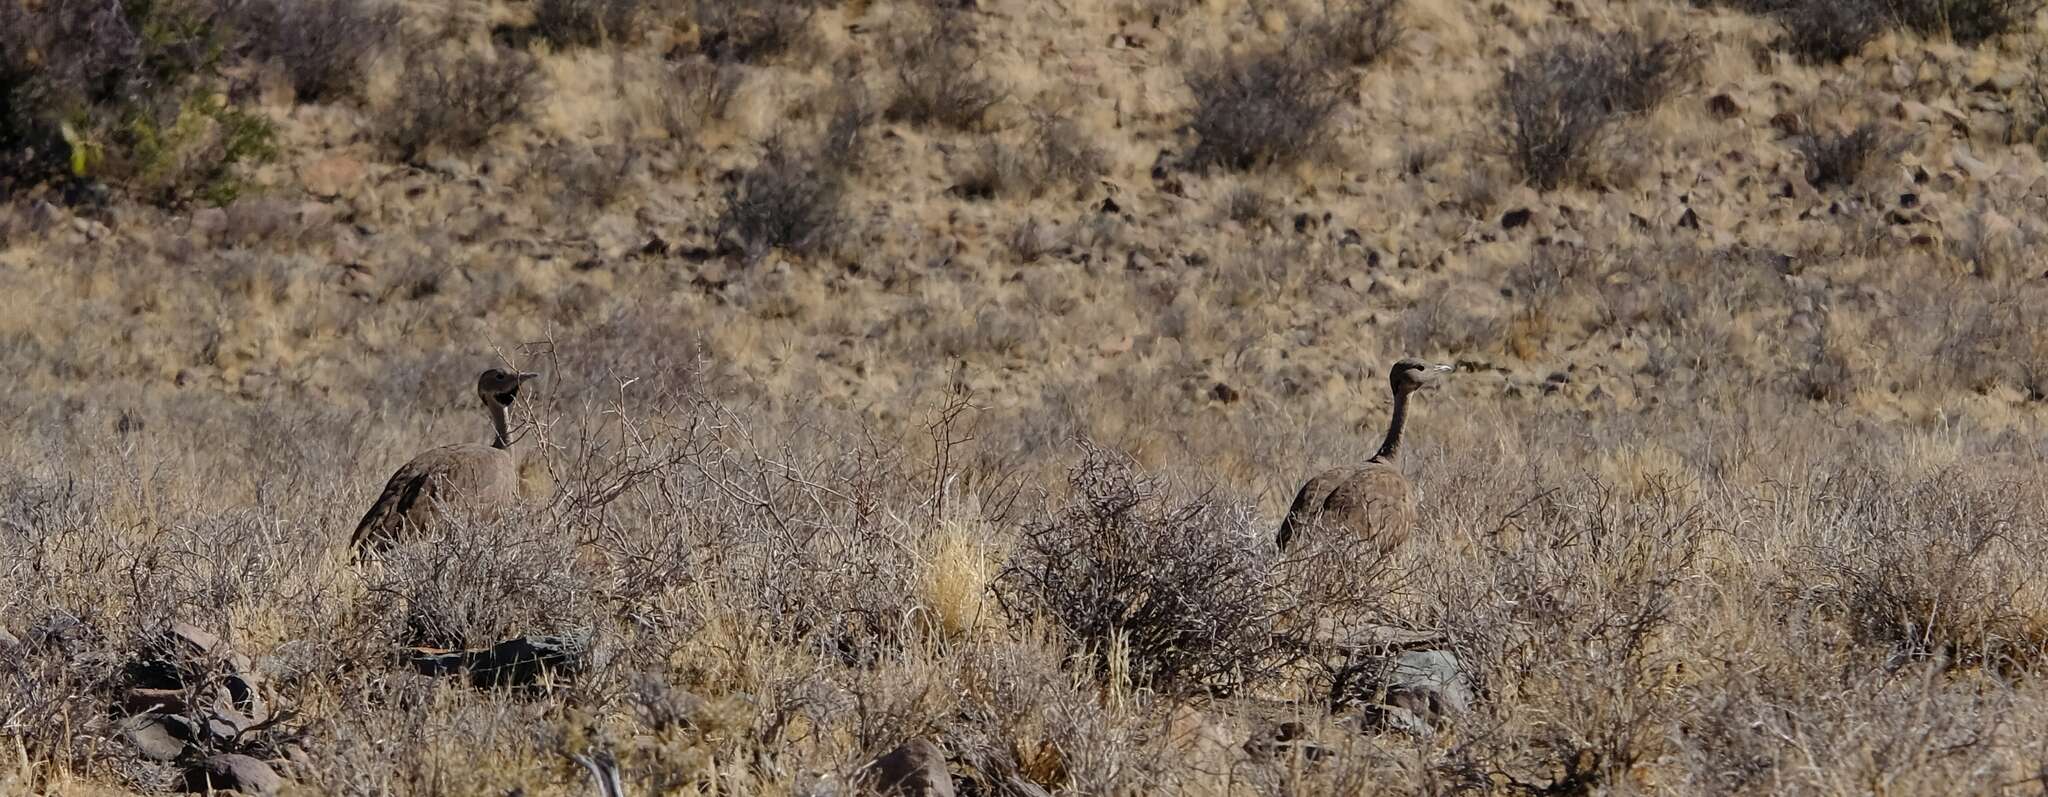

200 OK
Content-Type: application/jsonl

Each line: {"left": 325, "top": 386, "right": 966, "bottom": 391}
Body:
{"left": 488, "top": 401, "right": 512, "bottom": 450}
{"left": 1371, "top": 388, "right": 1409, "bottom": 463}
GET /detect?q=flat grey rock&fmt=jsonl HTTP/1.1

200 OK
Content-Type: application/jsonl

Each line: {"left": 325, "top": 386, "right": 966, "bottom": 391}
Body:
{"left": 182, "top": 753, "right": 282, "bottom": 796}
{"left": 869, "top": 738, "right": 955, "bottom": 797}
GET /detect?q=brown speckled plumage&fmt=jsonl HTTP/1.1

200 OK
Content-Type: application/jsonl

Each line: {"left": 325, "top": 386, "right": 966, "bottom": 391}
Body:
{"left": 350, "top": 369, "right": 538, "bottom": 554}
{"left": 1276, "top": 359, "right": 1451, "bottom": 554}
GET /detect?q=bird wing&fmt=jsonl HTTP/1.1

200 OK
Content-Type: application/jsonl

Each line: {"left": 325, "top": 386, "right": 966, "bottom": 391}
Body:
{"left": 1276, "top": 467, "right": 1358, "bottom": 550}
{"left": 350, "top": 462, "right": 435, "bottom": 553}
{"left": 1318, "top": 463, "right": 1416, "bottom": 545}
{"left": 350, "top": 444, "right": 518, "bottom": 554}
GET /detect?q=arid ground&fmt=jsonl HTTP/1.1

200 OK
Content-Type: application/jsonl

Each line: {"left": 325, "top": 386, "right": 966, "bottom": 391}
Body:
{"left": 5, "top": 0, "right": 2048, "bottom": 793}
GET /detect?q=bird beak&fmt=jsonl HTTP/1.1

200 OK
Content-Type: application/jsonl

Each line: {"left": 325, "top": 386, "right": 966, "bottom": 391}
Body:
{"left": 515, "top": 372, "right": 541, "bottom": 383}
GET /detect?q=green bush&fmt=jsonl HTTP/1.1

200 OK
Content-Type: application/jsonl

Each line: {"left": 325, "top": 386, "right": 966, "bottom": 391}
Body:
{"left": 0, "top": 0, "right": 277, "bottom": 206}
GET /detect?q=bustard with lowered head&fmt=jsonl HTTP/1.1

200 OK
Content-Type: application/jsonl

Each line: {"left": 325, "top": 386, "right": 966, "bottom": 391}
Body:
{"left": 350, "top": 368, "right": 539, "bottom": 554}
{"left": 1275, "top": 358, "right": 1452, "bottom": 554}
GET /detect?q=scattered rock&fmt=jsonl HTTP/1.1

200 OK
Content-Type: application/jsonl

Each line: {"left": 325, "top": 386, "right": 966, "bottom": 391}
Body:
{"left": 1211, "top": 382, "right": 1240, "bottom": 403}
{"left": 121, "top": 687, "right": 193, "bottom": 716}
{"left": 1705, "top": 93, "right": 1741, "bottom": 119}
{"left": 183, "top": 754, "right": 282, "bottom": 796}
{"left": 869, "top": 739, "right": 956, "bottom": 797}
{"left": 1383, "top": 650, "right": 1475, "bottom": 722}
{"left": 1245, "top": 720, "right": 1334, "bottom": 761}
{"left": 1677, "top": 207, "right": 1700, "bottom": 230}
{"left": 1952, "top": 149, "right": 1995, "bottom": 182}
{"left": 1500, "top": 208, "right": 1532, "bottom": 230}
{"left": 123, "top": 715, "right": 198, "bottom": 762}
{"left": 405, "top": 630, "right": 593, "bottom": 689}
{"left": 300, "top": 155, "right": 366, "bottom": 199}
{"left": 190, "top": 208, "right": 228, "bottom": 239}
{"left": 1768, "top": 112, "right": 1802, "bottom": 136}
{"left": 1352, "top": 702, "right": 1432, "bottom": 739}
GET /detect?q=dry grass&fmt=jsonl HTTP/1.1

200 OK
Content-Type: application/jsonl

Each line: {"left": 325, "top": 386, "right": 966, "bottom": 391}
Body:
{"left": 8, "top": 0, "right": 2048, "bottom": 792}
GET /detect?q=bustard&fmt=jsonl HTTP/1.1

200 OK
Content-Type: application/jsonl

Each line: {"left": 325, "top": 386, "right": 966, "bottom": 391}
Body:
{"left": 350, "top": 368, "right": 539, "bottom": 554}
{"left": 1275, "top": 358, "right": 1453, "bottom": 554}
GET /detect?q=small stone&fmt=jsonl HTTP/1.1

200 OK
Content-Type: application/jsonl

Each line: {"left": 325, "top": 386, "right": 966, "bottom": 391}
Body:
{"left": 1677, "top": 207, "right": 1700, "bottom": 229}
{"left": 183, "top": 754, "right": 282, "bottom": 796}
{"left": 121, "top": 687, "right": 192, "bottom": 716}
{"left": 1705, "top": 93, "right": 1741, "bottom": 118}
{"left": 300, "top": 155, "right": 366, "bottom": 199}
{"left": 1383, "top": 650, "right": 1475, "bottom": 721}
{"left": 1211, "top": 383, "right": 1240, "bottom": 404}
{"left": 1769, "top": 112, "right": 1802, "bottom": 136}
{"left": 1353, "top": 702, "right": 1433, "bottom": 739}
{"left": 1500, "top": 208, "right": 1532, "bottom": 230}
{"left": 206, "top": 706, "right": 257, "bottom": 743}
{"left": 124, "top": 715, "right": 197, "bottom": 762}
{"left": 405, "top": 630, "right": 593, "bottom": 689}
{"left": 190, "top": 208, "right": 228, "bottom": 238}
{"left": 869, "top": 739, "right": 955, "bottom": 797}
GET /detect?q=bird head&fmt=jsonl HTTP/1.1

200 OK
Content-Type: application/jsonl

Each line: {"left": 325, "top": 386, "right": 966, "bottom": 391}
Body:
{"left": 1390, "top": 358, "right": 1454, "bottom": 395}
{"left": 477, "top": 368, "right": 541, "bottom": 408}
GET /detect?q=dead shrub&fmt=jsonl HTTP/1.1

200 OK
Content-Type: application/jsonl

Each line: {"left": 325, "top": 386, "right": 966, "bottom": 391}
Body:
{"left": 695, "top": 0, "right": 815, "bottom": 63}
{"left": 1497, "top": 32, "right": 1696, "bottom": 190}
{"left": 996, "top": 444, "right": 1286, "bottom": 694}
{"left": 1882, "top": 0, "right": 2045, "bottom": 45}
{"left": 355, "top": 520, "right": 595, "bottom": 650}
{"left": 818, "top": 75, "right": 877, "bottom": 173}
{"left": 1774, "top": 0, "right": 1889, "bottom": 62}
{"left": 1798, "top": 468, "right": 2048, "bottom": 673}
{"left": 237, "top": 0, "right": 401, "bottom": 101}
{"left": 380, "top": 47, "right": 541, "bottom": 164}
{"left": 1420, "top": 480, "right": 1707, "bottom": 794}
{"left": 1302, "top": 0, "right": 1403, "bottom": 67}
{"left": 0, "top": 613, "right": 129, "bottom": 778}
{"left": 949, "top": 113, "right": 1103, "bottom": 200}
{"left": 535, "top": 0, "right": 648, "bottom": 48}
{"left": 652, "top": 55, "right": 742, "bottom": 146}
{"left": 1400, "top": 285, "right": 1504, "bottom": 357}
{"left": 1793, "top": 122, "right": 1891, "bottom": 189}
{"left": 1223, "top": 186, "right": 1273, "bottom": 226}
{"left": 1185, "top": 50, "right": 1340, "bottom": 171}
{"left": 717, "top": 136, "right": 845, "bottom": 260}
{"left": 886, "top": 13, "right": 1004, "bottom": 131}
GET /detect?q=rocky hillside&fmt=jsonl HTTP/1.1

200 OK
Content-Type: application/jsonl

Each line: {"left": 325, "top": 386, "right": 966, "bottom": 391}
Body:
{"left": 5, "top": 0, "right": 2048, "bottom": 793}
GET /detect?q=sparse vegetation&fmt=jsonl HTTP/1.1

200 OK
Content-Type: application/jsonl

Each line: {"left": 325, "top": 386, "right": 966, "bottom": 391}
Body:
{"left": 238, "top": 0, "right": 402, "bottom": 101}
{"left": 887, "top": 11, "right": 1005, "bottom": 131}
{"left": 0, "top": 0, "right": 278, "bottom": 205}
{"left": 1882, "top": 0, "right": 2046, "bottom": 45}
{"left": 1185, "top": 50, "right": 1341, "bottom": 170}
{"left": 997, "top": 446, "right": 1286, "bottom": 692}
{"left": 534, "top": 0, "right": 648, "bottom": 48}
{"left": 694, "top": 0, "right": 815, "bottom": 63}
{"left": 950, "top": 112, "right": 1104, "bottom": 200}
{"left": 1777, "top": 0, "right": 1889, "bottom": 63}
{"left": 11, "top": 0, "right": 2048, "bottom": 792}
{"left": 717, "top": 136, "right": 846, "bottom": 259}
{"left": 1794, "top": 122, "right": 1891, "bottom": 189}
{"left": 1498, "top": 32, "right": 1697, "bottom": 190}
{"left": 1302, "top": 0, "right": 1404, "bottom": 67}
{"left": 380, "top": 47, "right": 541, "bottom": 164}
